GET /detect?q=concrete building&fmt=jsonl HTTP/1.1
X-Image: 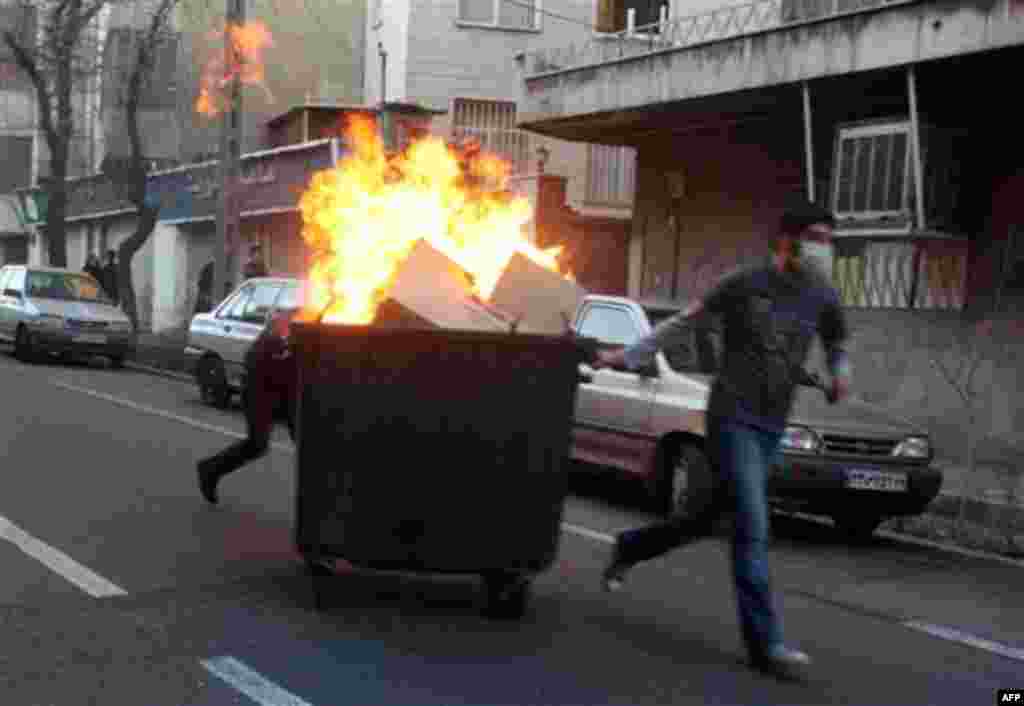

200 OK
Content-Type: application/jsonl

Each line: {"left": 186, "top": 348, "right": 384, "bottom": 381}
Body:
{"left": 365, "top": 0, "right": 637, "bottom": 214}
{"left": 517, "top": 0, "right": 1024, "bottom": 465}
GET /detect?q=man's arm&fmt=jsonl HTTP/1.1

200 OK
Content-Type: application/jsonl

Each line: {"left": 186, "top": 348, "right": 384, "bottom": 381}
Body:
{"left": 595, "top": 267, "right": 748, "bottom": 370}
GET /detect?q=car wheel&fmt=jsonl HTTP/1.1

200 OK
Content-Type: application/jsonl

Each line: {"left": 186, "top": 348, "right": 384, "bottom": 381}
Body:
{"left": 832, "top": 513, "right": 883, "bottom": 543}
{"left": 14, "top": 326, "right": 38, "bottom": 363}
{"left": 197, "top": 355, "right": 231, "bottom": 409}
{"left": 109, "top": 355, "right": 126, "bottom": 369}
{"left": 661, "top": 442, "right": 711, "bottom": 518}
{"left": 482, "top": 572, "right": 531, "bottom": 621}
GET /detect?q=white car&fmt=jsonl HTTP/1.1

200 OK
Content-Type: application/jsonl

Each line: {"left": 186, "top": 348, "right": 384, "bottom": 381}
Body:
{"left": 0, "top": 265, "right": 135, "bottom": 366}
{"left": 185, "top": 277, "right": 302, "bottom": 407}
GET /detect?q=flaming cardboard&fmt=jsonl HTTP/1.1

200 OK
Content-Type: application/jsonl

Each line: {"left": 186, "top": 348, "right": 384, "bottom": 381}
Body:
{"left": 489, "top": 252, "right": 588, "bottom": 336}
{"left": 373, "top": 239, "right": 511, "bottom": 332}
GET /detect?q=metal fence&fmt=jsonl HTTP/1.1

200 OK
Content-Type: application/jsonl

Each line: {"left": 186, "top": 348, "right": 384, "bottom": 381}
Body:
{"left": 523, "top": 0, "right": 909, "bottom": 76}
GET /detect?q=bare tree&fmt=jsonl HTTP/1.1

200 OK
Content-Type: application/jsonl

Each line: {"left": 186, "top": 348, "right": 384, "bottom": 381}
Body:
{"left": 3, "top": 0, "right": 110, "bottom": 267}
{"left": 101, "top": 0, "right": 182, "bottom": 330}
{"left": 929, "top": 240, "right": 1023, "bottom": 539}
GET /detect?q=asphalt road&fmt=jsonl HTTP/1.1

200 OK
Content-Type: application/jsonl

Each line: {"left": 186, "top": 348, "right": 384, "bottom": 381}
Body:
{"left": 0, "top": 348, "right": 1021, "bottom": 705}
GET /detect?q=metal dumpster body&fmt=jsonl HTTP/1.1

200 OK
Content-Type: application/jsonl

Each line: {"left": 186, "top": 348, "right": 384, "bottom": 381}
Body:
{"left": 290, "top": 322, "right": 585, "bottom": 617}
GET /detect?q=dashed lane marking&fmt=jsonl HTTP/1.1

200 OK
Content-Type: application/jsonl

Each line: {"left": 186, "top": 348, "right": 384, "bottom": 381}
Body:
{"left": 0, "top": 514, "right": 126, "bottom": 598}
{"left": 201, "top": 656, "right": 314, "bottom": 706}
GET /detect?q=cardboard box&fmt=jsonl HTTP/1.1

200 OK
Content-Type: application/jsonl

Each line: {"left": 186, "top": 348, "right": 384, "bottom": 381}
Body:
{"left": 488, "top": 252, "right": 588, "bottom": 336}
{"left": 373, "top": 239, "right": 511, "bottom": 332}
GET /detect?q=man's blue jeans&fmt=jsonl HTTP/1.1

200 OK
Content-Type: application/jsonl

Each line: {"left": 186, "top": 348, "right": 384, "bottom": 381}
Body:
{"left": 615, "top": 416, "right": 784, "bottom": 657}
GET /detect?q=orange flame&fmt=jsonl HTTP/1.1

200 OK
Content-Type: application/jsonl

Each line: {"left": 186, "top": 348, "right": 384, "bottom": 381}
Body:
{"left": 195, "top": 20, "right": 275, "bottom": 118}
{"left": 300, "top": 116, "right": 568, "bottom": 325}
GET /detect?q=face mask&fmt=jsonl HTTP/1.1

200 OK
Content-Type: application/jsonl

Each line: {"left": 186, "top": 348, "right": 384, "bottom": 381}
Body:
{"left": 800, "top": 240, "right": 834, "bottom": 279}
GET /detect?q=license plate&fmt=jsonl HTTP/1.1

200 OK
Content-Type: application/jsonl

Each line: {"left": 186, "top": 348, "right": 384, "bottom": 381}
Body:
{"left": 73, "top": 334, "right": 107, "bottom": 344}
{"left": 845, "top": 469, "right": 908, "bottom": 493}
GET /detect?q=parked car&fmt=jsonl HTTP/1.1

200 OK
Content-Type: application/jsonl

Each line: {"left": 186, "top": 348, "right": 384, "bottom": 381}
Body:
{"left": 186, "top": 277, "right": 302, "bottom": 407}
{"left": 0, "top": 265, "right": 135, "bottom": 367}
{"left": 570, "top": 294, "right": 943, "bottom": 539}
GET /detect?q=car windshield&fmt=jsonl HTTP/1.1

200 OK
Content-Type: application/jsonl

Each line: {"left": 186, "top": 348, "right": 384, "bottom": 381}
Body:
{"left": 645, "top": 307, "right": 720, "bottom": 375}
{"left": 26, "top": 271, "right": 111, "bottom": 304}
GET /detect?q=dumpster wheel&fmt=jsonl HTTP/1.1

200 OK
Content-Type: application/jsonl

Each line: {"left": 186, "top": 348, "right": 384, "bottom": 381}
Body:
{"left": 482, "top": 571, "right": 532, "bottom": 621}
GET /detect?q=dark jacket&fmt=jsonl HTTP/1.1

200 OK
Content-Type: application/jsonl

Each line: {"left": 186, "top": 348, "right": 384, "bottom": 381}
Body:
{"left": 102, "top": 263, "right": 119, "bottom": 303}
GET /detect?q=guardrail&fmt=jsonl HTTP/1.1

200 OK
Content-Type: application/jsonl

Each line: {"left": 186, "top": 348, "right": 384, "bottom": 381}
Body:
{"left": 523, "top": 0, "right": 909, "bottom": 76}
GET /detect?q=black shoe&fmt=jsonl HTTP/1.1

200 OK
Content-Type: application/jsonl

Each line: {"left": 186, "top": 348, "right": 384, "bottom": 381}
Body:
{"left": 601, "top": 542, "right": 633, "bottom": 593}
{"left": 748, "top": 644, "right": 811, "bottom": 682}
{"left": 197, "top": 461, "right": 219, "bottom": 505}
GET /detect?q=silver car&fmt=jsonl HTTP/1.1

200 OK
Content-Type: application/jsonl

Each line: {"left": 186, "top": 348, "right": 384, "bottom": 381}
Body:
{"left": 0, "top": 265, "right": 136, "bottom": 366}
{"left": 186, "top": 277, "right": 303, "bottom": 407}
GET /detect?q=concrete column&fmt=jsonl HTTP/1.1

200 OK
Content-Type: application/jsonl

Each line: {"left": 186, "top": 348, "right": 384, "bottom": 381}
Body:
{"left": 151, "top": 222, "right": 186, "bottom": 333}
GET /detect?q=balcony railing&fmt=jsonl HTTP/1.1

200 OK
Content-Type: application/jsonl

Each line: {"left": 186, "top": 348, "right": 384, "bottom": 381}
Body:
{"left": 523, "top": 0, "right": 911, "bottom": 77}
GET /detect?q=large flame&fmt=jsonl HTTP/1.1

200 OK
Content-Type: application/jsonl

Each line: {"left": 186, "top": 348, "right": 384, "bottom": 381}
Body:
{"left": 196, "top": 20, "right": 275, "bottom": 118}
{"left": 300, "top": 116, "right": 568, "bottom": 325}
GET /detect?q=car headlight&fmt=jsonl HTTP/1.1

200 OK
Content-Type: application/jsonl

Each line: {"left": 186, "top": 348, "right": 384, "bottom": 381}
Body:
{"left": 36, "top": 314, "right": 65, "bottom": 328}
{"left": 781, "top": 426, "right": 821, "bottom": 453}
{"left": 893, "top": 436, "right": 931, "bottom": 459}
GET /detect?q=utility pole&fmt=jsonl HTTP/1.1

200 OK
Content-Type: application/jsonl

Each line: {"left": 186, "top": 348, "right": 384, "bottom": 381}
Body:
{"left": 214, "top": 0, "right": 245, "bottom": 303}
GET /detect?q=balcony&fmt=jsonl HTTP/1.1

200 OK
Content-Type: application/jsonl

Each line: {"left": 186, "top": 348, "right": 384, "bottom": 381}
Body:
{"left": 518, "top": 0, "right": 1024, "bottom": 142}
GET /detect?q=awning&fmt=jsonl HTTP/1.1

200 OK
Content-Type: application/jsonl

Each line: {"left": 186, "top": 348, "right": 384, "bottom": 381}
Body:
{"left": 0, "top": 194, "right": 28, "bottom": 239}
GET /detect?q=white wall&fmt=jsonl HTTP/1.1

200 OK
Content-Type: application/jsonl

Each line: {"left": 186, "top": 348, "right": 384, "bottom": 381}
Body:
{"left": 365, "top": 0, "right": 411, "bottom": 104}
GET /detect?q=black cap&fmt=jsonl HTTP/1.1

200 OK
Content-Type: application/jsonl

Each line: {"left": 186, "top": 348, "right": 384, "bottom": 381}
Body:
{"left": 779, "top": 196, "right": 835, "bottom": 237}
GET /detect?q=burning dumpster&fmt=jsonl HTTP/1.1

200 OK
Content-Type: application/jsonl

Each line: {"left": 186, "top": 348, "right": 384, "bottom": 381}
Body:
{"left": 291, "top": 321, "right": 587, "bottom": 619}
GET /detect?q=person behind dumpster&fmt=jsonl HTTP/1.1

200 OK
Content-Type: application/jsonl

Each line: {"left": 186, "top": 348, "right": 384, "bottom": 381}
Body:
{"left": 196, "top": 304, "right": 299, "bottom": 504}
{"left": 243, "top": 243, "right": 269, "bottom": 280}
{"left": 592, "top": 197, "right": 850, "bottom": 681}
{"left": 102, "top": 250, "right": 120, "bottom": 305}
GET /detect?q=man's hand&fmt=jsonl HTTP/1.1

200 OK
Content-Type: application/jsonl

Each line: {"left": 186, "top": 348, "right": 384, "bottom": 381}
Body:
{"left": 593, "top": 347, "right": 626, "bottom": 370}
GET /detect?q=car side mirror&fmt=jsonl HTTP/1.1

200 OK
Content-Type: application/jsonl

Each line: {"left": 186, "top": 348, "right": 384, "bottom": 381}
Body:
{"left": 4, "top": 288, "right": 22, "bottom": 299}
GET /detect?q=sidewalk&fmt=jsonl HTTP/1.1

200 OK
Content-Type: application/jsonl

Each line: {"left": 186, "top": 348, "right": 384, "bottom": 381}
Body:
{"left": 126, "top": 329, "right": 1023, "bottom": 549}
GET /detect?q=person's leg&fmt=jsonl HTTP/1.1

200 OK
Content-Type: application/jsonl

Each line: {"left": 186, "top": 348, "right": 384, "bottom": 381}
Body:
{"left": 603, "top": 420, "right": 729, "bottom": 590}
{"left": 197, "top": 368, "right": 273, "bottom": 503}
{"left": 725, "top": 423, "right": 809, "bottom": 677}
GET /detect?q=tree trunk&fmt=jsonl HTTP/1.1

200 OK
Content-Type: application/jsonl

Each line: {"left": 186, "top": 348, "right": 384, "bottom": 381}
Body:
{"left": 958, "top": 408, "right": 979, "bottom": 539}
{"left": 44, "top": 162, "right": 70, "bottom": 268}
{"left": 117, "top": 206, "right": 159, "bottom": 331}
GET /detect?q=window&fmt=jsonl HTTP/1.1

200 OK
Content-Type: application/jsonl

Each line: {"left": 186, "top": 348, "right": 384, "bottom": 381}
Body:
{"left": 832, "top": 121, "right": 910, "bottom": 221}
{"left": 25, "top": 271, "right": 109, "bottom": 303}
{"left": 457, "top": 0, "right": 540, "bottom": 31}
{"left": 586, "top": 144, "right": 636, "bottom": 206}
{"left": 451, "top": 99, "right": 532, "bottom": 174}
{"left": 219, "top": 286, "right": 252, "bottom": 320}
{"left": 596, "top": 0, "right": 665, "bottom": 33}
{"left": 0, "top": 268, "right": 10, "bottom": 293}
{"left": 7, "top": 268, "right": 25, "bottom": 293}
{"left": 239, "top": 283, "right": 283, "bottom": 323}
{"left": 577, "top": 305, "right": 639, "bottom": 346}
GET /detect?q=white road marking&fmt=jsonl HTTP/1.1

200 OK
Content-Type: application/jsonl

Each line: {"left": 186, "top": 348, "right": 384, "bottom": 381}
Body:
{"left": 201, "top": 656, "right": 314, "bottom": 706}
{"left": 51, "top": 381, "right": 293, "bottom": 453}
{"left": 903, "top": 621, "right": 1024, "bottom": 662}
{"left": 0, "top": 514, "right": 126, "bottom": 598}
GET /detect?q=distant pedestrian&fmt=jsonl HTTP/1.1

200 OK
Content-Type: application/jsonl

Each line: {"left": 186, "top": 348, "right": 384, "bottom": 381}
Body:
{"left": 196, "top": 306, "right": 299, "bottom": 504}
{"left": 83, "top": 253, "right": 103, "bottom": 285}
{"left": 594, "top": 197, "right": 850, "bottom": 682}
{"left": 102, "top": 250, "right": 119, "bottom": 305}
{"left": 195, "top": 261, "right": 214, "bottom": 314}
{"left": 243, "top": 243, "right": 268, "bottom": 280}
